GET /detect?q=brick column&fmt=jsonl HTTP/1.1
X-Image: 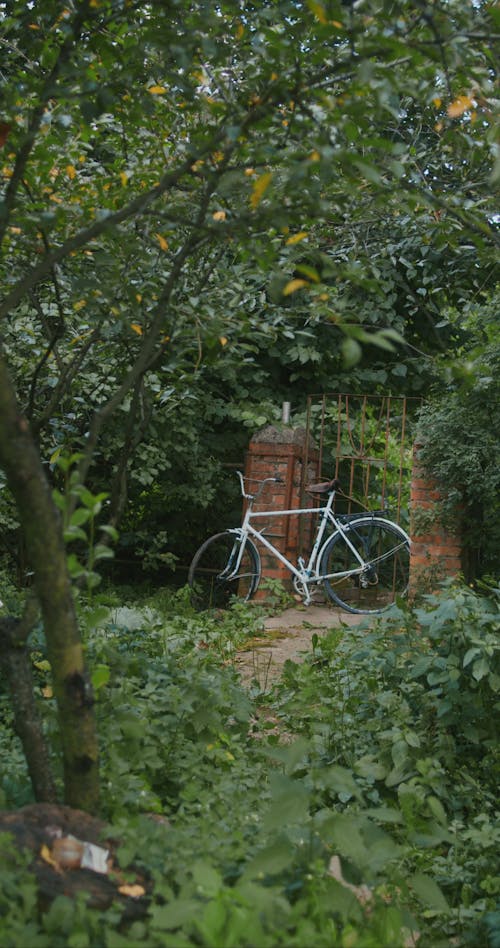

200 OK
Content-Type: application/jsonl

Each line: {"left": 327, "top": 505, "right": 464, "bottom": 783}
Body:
{"left": 409, "top": 443, "right": 463, "bottom": 596}
{"left": 243, "top": 426, "right": 320, "bottom": 596}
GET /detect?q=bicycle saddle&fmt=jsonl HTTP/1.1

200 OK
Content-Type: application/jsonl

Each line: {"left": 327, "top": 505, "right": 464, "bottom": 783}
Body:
{"left": 306, "top": 478, "right": 341, "bottom": 495}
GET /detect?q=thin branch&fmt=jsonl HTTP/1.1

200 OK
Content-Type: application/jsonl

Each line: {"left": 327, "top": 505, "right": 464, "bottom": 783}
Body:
{"left": 31, "top": 326, "right": 101, "bottom": 436}
{"left": 0, "top": 1, "right": 93, "bottom": 246}
{"left": 0, "top": 149, "right": 219, "bottom": 320}
{"left": 26, "top": 290, "right": 64, "bottom": 421}
{"left": 72, "top": 178, "right": 220, "bottom": 497}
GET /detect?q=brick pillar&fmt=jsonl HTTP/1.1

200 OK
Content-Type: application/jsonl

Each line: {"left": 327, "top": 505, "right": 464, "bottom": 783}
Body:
{"left": 409, "top": 443, "right": 463, "bottom": 596}
{"left": 243, "top": 426, "right": 320, "bottom": 597}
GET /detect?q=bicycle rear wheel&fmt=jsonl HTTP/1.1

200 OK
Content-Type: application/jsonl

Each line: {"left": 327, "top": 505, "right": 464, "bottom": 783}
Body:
{"left": 320, "top": 518, "right": 410, "bottom": 614}
{"left": 188, "top": 532, "right": 261, "bottom": 611}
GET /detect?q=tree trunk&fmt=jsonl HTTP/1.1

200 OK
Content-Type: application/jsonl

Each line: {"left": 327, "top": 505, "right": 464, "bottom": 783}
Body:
{"left": 0, "top": 350, "right": 99, "bottom": 812}
{"left": 0, "top": 616, "right": 58, "bottom": 803}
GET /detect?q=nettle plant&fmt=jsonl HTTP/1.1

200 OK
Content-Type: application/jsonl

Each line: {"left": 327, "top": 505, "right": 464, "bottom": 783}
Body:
{"left": 272, "top": 584, "right": 500, "bottom": 946}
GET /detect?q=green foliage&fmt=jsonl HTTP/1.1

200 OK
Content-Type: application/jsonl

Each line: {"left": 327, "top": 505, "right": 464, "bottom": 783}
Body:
{"left": 1, "top": 0, "right": 498, "bottom": 575}
{"left": 1, "top": 584, "right": 499, "bottom": 945}
{"left": 273, "top": 584, "right": 500, "bottom": 945}
{"left": 416, "top": 293, "right": 500, "bottom": 579}
{"left": 51, "top": 453, "right": 118, "bottom": 593}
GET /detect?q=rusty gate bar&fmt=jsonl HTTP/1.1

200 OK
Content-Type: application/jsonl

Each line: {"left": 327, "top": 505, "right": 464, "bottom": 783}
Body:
{"left": 299, "top": 394, "right": 423, "bottom": 555}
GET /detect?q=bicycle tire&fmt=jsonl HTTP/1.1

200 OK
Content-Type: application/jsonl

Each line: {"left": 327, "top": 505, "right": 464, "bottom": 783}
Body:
{"left": 188, "top": 532, "right": 261, "bottom": 611}
{"left": 320, "top": 518, "right": 410, "bottom": 614}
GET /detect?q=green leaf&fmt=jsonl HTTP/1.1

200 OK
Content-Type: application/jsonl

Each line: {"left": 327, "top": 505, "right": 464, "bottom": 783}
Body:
{"left": 243, "top": 836, "right": 294, "bottom": 879}
{"left": 64, "top": 525, "right": 87, "bottom": 542}
{"left": 262, "top": 773, "right": 310, "bottom": 829}
{"left": 100, "top": 524, "right": 119, "bottom": 541}
{"left": 70, "top": 507, "right": 92, "bottom": 527}
{"left": 93, "top": 544, "right": 115, "bottom": 560}
{"left": 149, "top": 899, "right": 199, "bottom": 931}
{"left": 410, "top": 873, "right": 450, "bottom": 913}
{"left": 320, "top": 764, "right": 363, "bottom": 801}
{"left": 427, "top": 796, "right": 447, "bottom": 826}
{"left": 191, "top": 861, "right": 222, "bottom": 896}
{"left": 91, "top": 664, "right": 110, "bottom": 691}
{"left": 342, "top": 337, "right": 362, "bottom": 368}
{"left": 472, "top": 657, "right": 489, "bottom": 681}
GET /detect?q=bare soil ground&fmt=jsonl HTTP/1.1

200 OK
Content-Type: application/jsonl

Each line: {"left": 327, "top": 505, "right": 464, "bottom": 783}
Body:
{"left": 235, "top": 603, "right": 366, "bottom": 690}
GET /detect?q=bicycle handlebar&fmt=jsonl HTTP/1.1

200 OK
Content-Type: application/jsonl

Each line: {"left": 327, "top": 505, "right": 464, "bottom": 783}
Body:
{"left": 236, "top": 471, "right": 283, "bottom": 500}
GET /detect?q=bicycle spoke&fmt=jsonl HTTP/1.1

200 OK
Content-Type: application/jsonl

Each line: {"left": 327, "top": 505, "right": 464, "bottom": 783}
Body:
{"left": 188, "top": 532, "right": 261, "bottom": 611}
{"left": 321, "top": 519, "right": 409, "bottom": 614}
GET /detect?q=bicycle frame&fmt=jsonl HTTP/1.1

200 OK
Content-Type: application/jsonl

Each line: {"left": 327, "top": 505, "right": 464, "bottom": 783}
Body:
{"left": 226, "top": 475, "right": 409, "bottom": 606}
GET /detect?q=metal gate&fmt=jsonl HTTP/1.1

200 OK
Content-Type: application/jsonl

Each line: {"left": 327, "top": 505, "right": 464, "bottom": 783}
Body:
{"left": 301, "top": 393, "right": 423, "bottom": 531}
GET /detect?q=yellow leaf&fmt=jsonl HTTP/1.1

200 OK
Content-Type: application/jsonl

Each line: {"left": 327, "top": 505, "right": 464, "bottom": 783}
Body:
{"left": 155, "top": 233, "right": 169, "bottom": 251}
{"left": 309, "top": 150, "right": 321, "bottom": 162}
{"left": 286, "top": 231, "right": 308, "bottom": 245}
{"left": 447, "top": 95, "right": 473, "bottom": 118}
{"left": 66, "top": 165, "right": 76, "bottom": 180}
{"left": 236, "top": 22, "right": 244, "bottom": 39}
{"left": 130, "top": 323, "right": 143, "bottom": 335}
{"left": 119, "top": 171, "right": 128, "bottom": 186}
{"left": 283, "top": 279, "right": 309, "bottom": 296}
{"left": 307, "top": 0, "right": 327, "bottom": 24}
{"left": 118, "top": 884, "right": 146, "bottom": 898}
{"left": 147, "top": 85, "right": 167, "bottom": 95}
{"left": 219, "top": 336, "right": 228, "bottom": 346}
{"left": 161, "top": 334, "right": 170, "bottom": 343}
{"left": 332, "top": 20, "right": 343, "bottom": 28}
{"left": 42, "top": 686, "right": 53, "bottom": 699}
{"left": 135, "top": 293, "right": 142, "bottom": 303}
{"left": 111, "top": 306, "right": 120, "bottom": 315}
{"left": 73, "top": 299, "right": 87, "bottom": 311}
{"left": 244, "top": 167, "right": 256, "bottom": 176}
{"left": 250, "top": 171, "right": 272, "bottom": 209}
{"left": 212, "top": 210, "right": 226, "bottom": 221}
{"left": 433, "top": 97, "right": 442, "bottom": 108}
{"left": 270, "top": 72, "right": 278, "bottom": 81}
{"left": 40, "top": 844, "right": 59, "bottom": 869}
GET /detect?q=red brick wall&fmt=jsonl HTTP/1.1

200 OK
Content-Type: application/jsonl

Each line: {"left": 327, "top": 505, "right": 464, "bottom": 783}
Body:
{"left": 243, "top": 434, "right": 463, "bottom": 601}
{"left": 409, "top": 444, "right": 463, "bottom": 595}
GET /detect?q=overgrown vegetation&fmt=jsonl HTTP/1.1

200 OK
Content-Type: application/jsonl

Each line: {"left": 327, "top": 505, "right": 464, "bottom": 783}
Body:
{"left": 416, "top": 294, "right": 500, "bottom": 581}
{"left": 1, "top": 1, "right": 499, "bottom": 943}
{"left": 1, "top": 584, "right": 499, "bottom": 945}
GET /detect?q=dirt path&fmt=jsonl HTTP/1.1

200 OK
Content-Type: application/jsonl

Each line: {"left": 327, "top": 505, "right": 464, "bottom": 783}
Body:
{"left": 235, "top": 603, "right": 365, "bottom": 689}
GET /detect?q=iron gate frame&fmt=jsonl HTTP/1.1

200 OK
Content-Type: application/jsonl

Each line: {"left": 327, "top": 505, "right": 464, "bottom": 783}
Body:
{"left": 300, "top": 393, "right": 423, "bottom": 541}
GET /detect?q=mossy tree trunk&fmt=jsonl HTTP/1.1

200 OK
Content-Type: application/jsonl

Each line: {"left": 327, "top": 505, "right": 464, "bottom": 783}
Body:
{"left": 0, "top": 350, "right": 99, "bottom": 812}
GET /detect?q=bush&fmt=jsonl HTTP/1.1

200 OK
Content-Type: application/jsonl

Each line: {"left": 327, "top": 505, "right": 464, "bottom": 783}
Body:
{"left": 416, "top": 295, "right": 500, "bottom": 581}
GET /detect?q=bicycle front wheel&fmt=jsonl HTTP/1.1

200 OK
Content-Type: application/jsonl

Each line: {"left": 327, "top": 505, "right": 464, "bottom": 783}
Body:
{"left": 188, "top": 532, "right": 261, "bottom": 611}
{"left": 320, "top": 518, "right": 410, "bottom": 614}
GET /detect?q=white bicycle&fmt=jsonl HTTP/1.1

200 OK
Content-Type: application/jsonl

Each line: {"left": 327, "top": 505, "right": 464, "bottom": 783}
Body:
{"left": 188, "top": 472, "right": 410, "bottom": 615}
